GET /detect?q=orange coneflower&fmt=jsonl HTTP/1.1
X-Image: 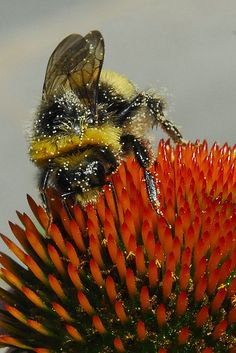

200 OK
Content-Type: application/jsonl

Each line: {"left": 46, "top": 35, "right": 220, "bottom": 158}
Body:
{"left": 0, "top": 140, "right": 235, "bottom": 353}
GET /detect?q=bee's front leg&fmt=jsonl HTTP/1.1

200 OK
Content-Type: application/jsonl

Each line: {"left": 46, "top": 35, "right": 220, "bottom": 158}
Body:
{"left": 39, "top": 169, "right": 50, "bottom": 213}
{"left": 61, "top": 191, "right": 77, "bottom": 220}
{"left": 38, "top": 168, "right": 53, "bottom": 229}
{"left": 121, "top": 134, "right": 161, "bottom": 214}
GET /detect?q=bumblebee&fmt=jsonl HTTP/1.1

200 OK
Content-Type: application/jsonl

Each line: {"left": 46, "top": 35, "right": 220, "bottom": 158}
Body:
{"left": 30, "top": 30, "right": 184, "bottom": 215}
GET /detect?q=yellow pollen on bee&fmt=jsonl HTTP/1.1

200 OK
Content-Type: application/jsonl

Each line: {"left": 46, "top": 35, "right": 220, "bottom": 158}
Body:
{"left": 30, "top": 125, "right": 122, "bottom": 163}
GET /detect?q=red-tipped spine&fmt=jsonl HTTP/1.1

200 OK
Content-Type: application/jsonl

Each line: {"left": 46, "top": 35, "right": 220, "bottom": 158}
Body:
{"left": 52, "top": 302, "right": 73, "bottom": 322}
{"left": 48, "top": 274, "right": 66, "bottom": 300}
{"left": 69, "top": 220, "right": 86, "bottom": 252}
{"left": 156, "top": 304, "right": 166, "bottom": 327}
{"left": 114, "top": 337, "right": 125, "bottom": 352}
{"left": 179, "top": 264, "right": 190, "bottom": 290}
{"left": 148, "top": 260, "right": 158, "bottom": 288}
{"left": 4, "top": 304, "right": 27, "bottom": 324}
{"left": 66, "top": 324, "right": 83, "bottom": 341}
{"left": 67, "top": 263, "right": 83, "bottom": 290}
{"left": 196, "top": 306, "right": 209, "bottom": 327}
{"left": 107, "top": 234, "right": 117, "bottom": 263}
{"left": 126, "top": 268, "right": 137, "bottom": 297}
{"left": 22, "top": 287, "right": 46, "bottom": 309}
{"left": 228, "top": 306, "right": 236, "bottom": 324}
{"left": 163, "top": 270, "right": 173, "bottom": 299}
{"left": 213, "top": 319, "right": 227, "bottom": 340}
{"left": 77, "top": 291, "right": 94, "bottom": 315}
{"left": 48, "top": 224, "right": 67, "bottom": 256}
{"left": 89, "top": 235, "right": 104, "bottom": 268}
{"left": 47, "top": 245, "right": 66, "bottom": 276}
{"left": 66, "top": 242, "right": 80, "bottom": 267}
{"left": 176, "top": 291, "right": 188, "bottom": 316}
{"left": 211, "top": 287, "right": 227, "bottom": 313}
{"left": 116, "top": 250, "right": 127, "bottom": 280}
{"left": 115, "top": 301, "right": 127, "bottom": 323}
{"left": 106, "top": 275, "right": 117, "bottom": 302}
{"left": 194, "top": 276, "right": 207, "bottom": 302}
{"left": 137, "top": 320, "right": 146, "bottom": 341}
{"left": 140, "top": 286, "right": 150, "bottom": 311}
{"left": 92, "top": 315, "right": 106, "bottom": 334}
{"left": 89, "top": 258, "right": 104, "bottom": 287}
{"left": 157, "top": 349, "right": 167, "bottom": 353}
{"left": 145, "top": 231, "right": 155, "bottom": 260}
{"left": 25, "top": 255, "right": 48, "bottom": 285}
{"left": 0, "top": 336, "right": 31, "bottom": 349}
{"left": 178, "top": 327, "right": 190, "bottom": 345}
{"left": 135, "top": 246, "right": 146, "bottom": 275}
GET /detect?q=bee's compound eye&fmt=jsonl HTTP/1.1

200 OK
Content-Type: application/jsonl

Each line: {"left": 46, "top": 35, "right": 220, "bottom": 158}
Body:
{"left": 74, "top": 121, "right": 81, "bottom": 134}
{"left": 87, "top": 115, "right": 95, "bottom": 125}
{"left": 57, "top": 169, "right": 83, "bottom": 193}
{"left": 84, "top": 161, "right": 105, "bottom": 187}
{"left": 57, "top": 169, "right": 72, "bottom": 192}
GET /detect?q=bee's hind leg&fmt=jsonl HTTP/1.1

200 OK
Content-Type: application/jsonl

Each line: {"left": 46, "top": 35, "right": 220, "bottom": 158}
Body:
{"left": 146, "top": 95, "right": 185, "bottom": 144}
{"left": 143, "top": 169, "right": 161, "bottom": 215}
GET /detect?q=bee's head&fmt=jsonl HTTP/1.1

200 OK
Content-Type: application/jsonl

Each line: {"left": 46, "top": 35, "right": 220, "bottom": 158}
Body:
{"left": 56, "top": 159, "right": 106, "bottom": 199}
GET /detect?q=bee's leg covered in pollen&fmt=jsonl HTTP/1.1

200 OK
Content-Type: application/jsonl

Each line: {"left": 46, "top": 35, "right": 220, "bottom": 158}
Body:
{"left": 38, "top": 168, "right": 53, "bottom": 229}
{"left": 120, "top": 134, "right": 161, "bottom": 214}
{"left": 143, "top": 169, "right": 161, "bottom": 215}
{"left": 146, "top": 96, "right": 184, "bottom": 144}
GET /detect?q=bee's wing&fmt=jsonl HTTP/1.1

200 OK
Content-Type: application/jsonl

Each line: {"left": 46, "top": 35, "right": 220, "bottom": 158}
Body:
{"left": 43, "top": 31, "right": 104, "bottom": 112}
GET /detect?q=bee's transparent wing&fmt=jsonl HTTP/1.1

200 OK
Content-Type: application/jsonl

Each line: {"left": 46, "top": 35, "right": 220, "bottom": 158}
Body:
{"left": 43, "top": 33, "right": 84, "bottom": 98}
{"left": 43, "top": 31, "right": 104, "bottom": 112}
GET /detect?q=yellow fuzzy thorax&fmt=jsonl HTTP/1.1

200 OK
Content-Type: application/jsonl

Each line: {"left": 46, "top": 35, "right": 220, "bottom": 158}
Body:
{"left": 30, "top": 124, "right": 122, "bottom": 163}
{"left": 100, "top": 70, "right": 137, "bottom": 100}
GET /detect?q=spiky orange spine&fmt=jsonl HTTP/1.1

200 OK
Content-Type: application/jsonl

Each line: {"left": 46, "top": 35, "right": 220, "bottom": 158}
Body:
{"left": 0, "top": 140, "right": 235, "bottom": 353}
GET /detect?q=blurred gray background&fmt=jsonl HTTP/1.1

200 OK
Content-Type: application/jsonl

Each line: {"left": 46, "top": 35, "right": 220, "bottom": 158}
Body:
{"left": 0, "top": 0, "right": 235, "bottom": 311}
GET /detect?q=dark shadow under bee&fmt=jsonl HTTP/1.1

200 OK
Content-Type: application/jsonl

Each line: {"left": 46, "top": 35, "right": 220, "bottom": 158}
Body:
{"left": 30, "top": 31, "right": 184, "bottom": 218}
